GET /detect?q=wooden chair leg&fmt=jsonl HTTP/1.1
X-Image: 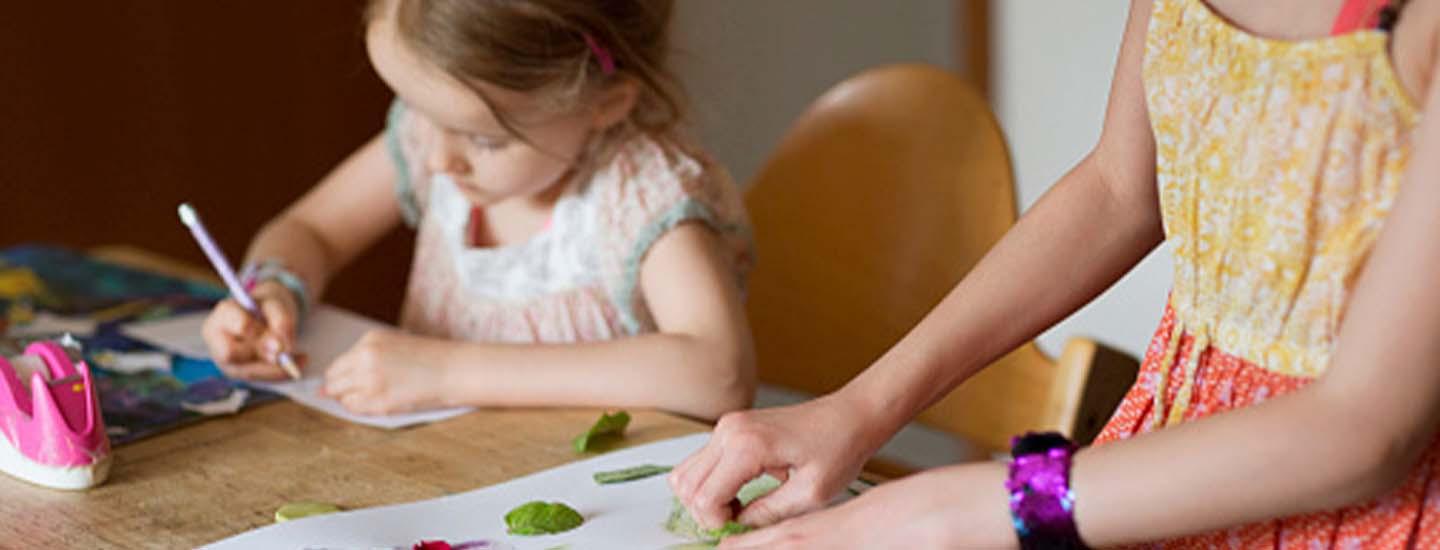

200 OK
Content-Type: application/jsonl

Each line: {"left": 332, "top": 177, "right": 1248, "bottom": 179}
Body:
{"left": 1053, "top": 338, "right": 1141, "bottom": 445}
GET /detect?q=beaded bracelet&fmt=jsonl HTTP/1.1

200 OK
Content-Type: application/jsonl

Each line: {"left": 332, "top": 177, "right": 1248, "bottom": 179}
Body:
{"left": 239, "top": 260, "right": 312, "bottom": 320}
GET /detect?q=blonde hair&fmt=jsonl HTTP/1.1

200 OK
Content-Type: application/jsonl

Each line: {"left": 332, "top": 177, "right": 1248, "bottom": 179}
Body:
{"left": 368, "top": 0, "right": 685, "bottom": 152}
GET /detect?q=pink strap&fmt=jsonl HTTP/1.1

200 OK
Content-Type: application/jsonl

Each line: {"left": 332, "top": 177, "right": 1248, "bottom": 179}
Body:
{"left": 1331, "top": 0, "right": 1389, "bottom": 35}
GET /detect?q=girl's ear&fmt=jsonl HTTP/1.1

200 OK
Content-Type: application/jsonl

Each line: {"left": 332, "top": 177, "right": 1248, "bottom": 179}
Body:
{"left": 589, "top": 78, "right": 640, "bottom": 130}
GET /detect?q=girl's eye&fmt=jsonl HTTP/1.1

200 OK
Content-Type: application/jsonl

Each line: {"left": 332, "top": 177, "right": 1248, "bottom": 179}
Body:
{"left": 469, "top": 135, "right": 509, "bottom": 151}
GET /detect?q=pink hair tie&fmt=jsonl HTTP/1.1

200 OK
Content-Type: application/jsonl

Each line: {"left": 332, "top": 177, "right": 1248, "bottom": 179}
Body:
{"left": 582, "top": 32, "right": 617, "bottom": 75}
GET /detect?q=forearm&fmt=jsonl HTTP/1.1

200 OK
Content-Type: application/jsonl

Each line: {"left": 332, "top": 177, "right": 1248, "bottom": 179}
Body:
{"left": 243, "top": 217, "right": 339, "bottom": 298}
{"left": 923, "top": 387, "right": 1409, "bottom": 548}
{"left": 435, "top": 333, "right": 756, "bottom": 420}
{"left": 841, "top": 157, "right": 1164, "bottom": 438}
{"left": 1076, "top": 387, "right": 1406, "bottom": 544}
{"left": 242, "top": 134, "right": 401, "bottom": 301}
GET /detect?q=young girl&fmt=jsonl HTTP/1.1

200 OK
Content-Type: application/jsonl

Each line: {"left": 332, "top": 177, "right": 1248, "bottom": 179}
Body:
{"left": 200, "top": 0, "right": 756, "bottom": 420}
{"left": 672, "top": 0, "right": 1440, "bottom": 547}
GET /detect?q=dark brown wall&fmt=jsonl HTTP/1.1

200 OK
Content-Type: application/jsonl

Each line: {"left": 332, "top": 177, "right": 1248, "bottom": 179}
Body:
{"left": 0, "top": 2, "right": 413, "bottom": 322}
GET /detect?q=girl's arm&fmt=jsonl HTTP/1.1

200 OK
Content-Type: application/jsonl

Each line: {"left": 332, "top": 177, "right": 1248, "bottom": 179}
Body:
{"left": 674, "top": 0, "right": 1164, "bottom": 529}
{"left": 242, "top": 133, "right": 403, "bottom": 299}
{"left": 838, "top": 0, "right": 1161, "bottom": 449}
{"left": 203, "top": 134, "right": 402, "bottom": 379}
{"left": 727, "top": 3, "right": 1440, "bottom": 548}
{"left": 321, "top": 222, "right": 756, "bottom": 420}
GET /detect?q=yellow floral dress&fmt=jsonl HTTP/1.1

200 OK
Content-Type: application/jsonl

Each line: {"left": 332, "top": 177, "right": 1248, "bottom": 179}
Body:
{"left": 1092, "top": 0, "right": 1440, "bottom": 547}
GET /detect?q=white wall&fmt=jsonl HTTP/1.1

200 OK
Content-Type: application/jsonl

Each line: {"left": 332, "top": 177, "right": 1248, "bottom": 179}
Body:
{"left": 993, "top": 2, "right": 1172, "bottom": 360}
{"left": 672, "top": 1, "right": 955, "bottom": 184}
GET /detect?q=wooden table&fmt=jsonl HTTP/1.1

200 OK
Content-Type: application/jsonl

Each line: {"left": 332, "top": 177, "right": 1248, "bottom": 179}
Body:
{"left": 0, "top": 247, "right": 708, "bottom": 548}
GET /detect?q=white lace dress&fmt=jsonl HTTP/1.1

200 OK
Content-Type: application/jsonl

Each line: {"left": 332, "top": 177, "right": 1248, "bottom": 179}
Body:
{"left": 384, "top": 100, "right": 753, "bottom": 344}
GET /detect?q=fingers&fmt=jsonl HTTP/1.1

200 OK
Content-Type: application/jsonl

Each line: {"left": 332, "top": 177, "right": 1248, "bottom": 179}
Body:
{"left": 203, "top": 301, "right": 260, "bottom": 359}
{"left": 673, "top": 401, "right": 866, "bottom": 534}
{"left": 718, "top": 520, "right": 802, "bottom": 550}
{"left": 203, "top": 300, "right": 269, "bottom": 379}
{"left": 327, "top": 372, "right": 400, "bottom": 416}
{"left": 219, "top": 360, "right": 292, "bottom": 382}
{"left": 250, "top": 283, "right": 300, "bottom": 367}
{"left": 202, "top": 289, "right": 308, "bottom": 382}
{"left": 322, "top": 359, "right": 358, "bottom": 398}
{"left": 719, "top": 507, "right": 832, "bottom": 550}
{"left": 339, "top": 392, "right": 380, "bottom": 415}
{"left": 671, "top": 441, "right": 724, "bottom": 505}
{"left": 690, "top": 448, "right": 766, "bottom": 530}
{"left": 675, "top": 411, "right": 784, "bottom": 530}
{"left": 323, "top": 368, "right": 369, "bottom": 414}
{"left": 722, "top": 489, "right": 858, "bottom": 550}
{"left": 321, "top": 348, "right": 391, "bottom": 415}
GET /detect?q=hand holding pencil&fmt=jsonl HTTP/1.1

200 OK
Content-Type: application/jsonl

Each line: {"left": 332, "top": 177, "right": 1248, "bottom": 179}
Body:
{"left": 179, "top": 203, "right": 306, "bottom": 381}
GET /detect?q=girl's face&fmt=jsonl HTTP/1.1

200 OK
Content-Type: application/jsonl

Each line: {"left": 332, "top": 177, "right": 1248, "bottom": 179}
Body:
{"left": 366, "top": 15, "right": 615, "bottom": 206}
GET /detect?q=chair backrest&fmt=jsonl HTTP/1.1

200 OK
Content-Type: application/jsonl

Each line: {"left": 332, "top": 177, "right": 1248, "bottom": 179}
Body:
{"left": 744, "top": 64, "right": 1133, "bottom": 453}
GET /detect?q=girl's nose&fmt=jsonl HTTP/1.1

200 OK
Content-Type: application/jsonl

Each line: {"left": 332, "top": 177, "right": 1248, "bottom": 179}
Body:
{"left": 426, "top": 131, "right": 471, "bottom": 175}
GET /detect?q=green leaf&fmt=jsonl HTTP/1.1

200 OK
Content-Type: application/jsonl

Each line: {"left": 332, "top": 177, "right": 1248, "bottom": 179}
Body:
{"left": 504, "top": 501, "right": 584, "bottom": 536}
{"left": 664, "top": 474, "right": 780, "bottom": 543}
{"left": 704, "top": 521, "right": 752, "bottom": 539}
{"left": 572, "top": 410, "right": 631, "bottom": 454}
{"left": 665, "top": 504, "right": 754, "bottom": 545}
{"left": 273, "top": 501, "right": 341, "bottom": 523}
{"left": 736, "top": 475, "right": 782, "bottom": 506}
{"left": 594, "top": 464, "right": 673, "bottom": 484}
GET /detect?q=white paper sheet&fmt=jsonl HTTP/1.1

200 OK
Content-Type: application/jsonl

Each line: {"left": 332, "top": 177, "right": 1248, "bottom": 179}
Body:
{"left": 205, "top": 433, "right": 716, "bottom": 550}
{"left": 122, "top": 305, "right": 472, "bottom": 429}
{"left": 5, "top": 312, "right": 98, "bottom": 338}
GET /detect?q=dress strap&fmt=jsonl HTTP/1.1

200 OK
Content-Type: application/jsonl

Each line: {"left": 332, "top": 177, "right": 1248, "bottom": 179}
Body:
{"left": 1332, "top": 0, "right": 1390, "bottom": 35}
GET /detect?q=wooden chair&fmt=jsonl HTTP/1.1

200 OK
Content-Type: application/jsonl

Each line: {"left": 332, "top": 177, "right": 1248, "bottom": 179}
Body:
{"left": 744, "top": 64, "right": 1140, "bottom": 463}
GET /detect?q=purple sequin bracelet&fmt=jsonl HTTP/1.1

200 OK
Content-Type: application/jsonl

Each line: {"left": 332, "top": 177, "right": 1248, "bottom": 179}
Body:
{"left": 1005, "top": 432, "right": 1088, "bottom": 549}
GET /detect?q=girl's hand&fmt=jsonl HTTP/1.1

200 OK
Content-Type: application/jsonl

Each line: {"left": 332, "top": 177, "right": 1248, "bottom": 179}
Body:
{"left": 201, "top": 280, "right": 305, "bottom": 381}
{"left": 719, "top": 462, "right": 1015, "bottom": 550}
{"left": 320, "top": 329, "right": 452, "bottom": 415}
{"left": 670, "top": 393, "right": 893, "bottom": 530}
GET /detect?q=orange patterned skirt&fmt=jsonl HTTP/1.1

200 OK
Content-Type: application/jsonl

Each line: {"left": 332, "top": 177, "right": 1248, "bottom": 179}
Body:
{"left": 1093, "top": 305, "right": 1440, "bottom": 548}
